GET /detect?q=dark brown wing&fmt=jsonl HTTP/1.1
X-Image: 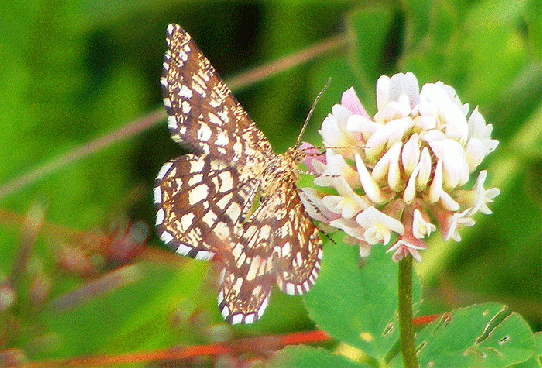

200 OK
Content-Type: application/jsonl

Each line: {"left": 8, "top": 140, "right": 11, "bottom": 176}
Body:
{"left": 161, "top": 24, "right": 273, "bottom": 163}
{"left": 273, "top": 181, "right": 322, "bottom": 296}
{"left": 217, "top": 180, "right": 322, "bottom": 324}
{"left": 154, "top": 154, "right": 259, "bottom": 260}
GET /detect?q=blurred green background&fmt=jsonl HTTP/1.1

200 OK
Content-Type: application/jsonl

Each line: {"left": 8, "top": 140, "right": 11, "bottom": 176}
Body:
{"left": 0, "top": 0, "right": 540, "bottom": 364}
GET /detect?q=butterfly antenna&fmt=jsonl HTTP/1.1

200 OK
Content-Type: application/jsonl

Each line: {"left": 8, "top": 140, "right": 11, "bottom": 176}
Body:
{"left": 295, "top": 78, "right": 332, "bottom": 148}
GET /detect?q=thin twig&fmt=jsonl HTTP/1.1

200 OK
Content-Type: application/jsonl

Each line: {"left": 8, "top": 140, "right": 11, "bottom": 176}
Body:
{"left": 21, "top": 330, "right": 330, "bottom": 367}
{"left": 0, "top": 110, "right": 165, "bottom": 200}
{"left": 0, "top": 33, "right": 348, "bottom": 201}
{"left": 225, "top": 33, "right": 347, "bottom": 91}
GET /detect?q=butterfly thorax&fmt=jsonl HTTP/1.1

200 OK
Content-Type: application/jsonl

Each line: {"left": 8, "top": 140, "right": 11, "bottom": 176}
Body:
{"left": 257, "top": 147, "right": 302, "bottom": 198}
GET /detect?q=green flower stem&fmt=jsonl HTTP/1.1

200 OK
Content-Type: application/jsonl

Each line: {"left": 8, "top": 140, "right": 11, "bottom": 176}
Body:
{"left": 398, "top": 255, "right": 418, "bottom": 368}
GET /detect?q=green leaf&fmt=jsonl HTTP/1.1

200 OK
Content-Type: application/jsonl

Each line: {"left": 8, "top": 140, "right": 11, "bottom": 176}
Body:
{"left": 526, "top": 0, "right": 542, "bottom": 60}
{"left": 401, "top": 0, "right": 431, "bottom": 48}
{"left": 400, "top": 0, "right": 464, "bottom": 84}
{"left": 508, "top": 355, "right": 541, "bottom": 368}
{"left": 304, "top": 240, "right": 421, "bottom": 359}
{"left": 535, "top": 332, "right": 542, "bottom": 357}
{"left": 410, "top": 303, "right": 535, "bottom": 368}
{"left": 39, "top": 260, "right": 208, "bottom": 357}
{"left": 346, "top": 4, "right": 396, "bottom": 109}
{"left": 267, "top": 346, "right": 368, "bottom": 368}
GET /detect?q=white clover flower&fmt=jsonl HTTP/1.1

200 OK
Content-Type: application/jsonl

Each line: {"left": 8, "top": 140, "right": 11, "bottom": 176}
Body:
{"left": 302, "top": 72, "right": 499, "bottom": 262}
{"left": 387, "top": 235, "right": 427, "bottom": 263}
{"left": 412, "top": 209, "right": 436, "bottom": 239}
{"left": 356, "top": 206, "right": 404, "bottom": 245}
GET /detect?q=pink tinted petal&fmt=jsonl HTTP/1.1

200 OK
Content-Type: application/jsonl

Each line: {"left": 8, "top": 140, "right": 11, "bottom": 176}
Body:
{"left": 387, "top": 235, "right": 426, "bottom": 262}
{"left": 341, "top": 87, "right": 369, "bottom": 118}
{"left": 299, "top": 142, "right": 325, "bottom": 173}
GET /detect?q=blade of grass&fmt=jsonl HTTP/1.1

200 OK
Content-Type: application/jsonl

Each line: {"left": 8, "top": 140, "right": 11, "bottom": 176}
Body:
{"left": 0, "top": 33, "right": 347, "bottom": 201}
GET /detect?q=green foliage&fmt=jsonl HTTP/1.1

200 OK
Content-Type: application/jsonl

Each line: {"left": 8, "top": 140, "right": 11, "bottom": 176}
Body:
{"left": 304, "top": 241, "right": 420, "bottom": 359}
{"left": 40, "top": 261, "right": 209, "bottom": 356}
{"left": 268, "top": 345, "right": 369, "bottom": 368}
{"left": 271, "top": 242, "right": 536, "bottom": 367}
{"left": 412, "top": 304, "right": 534, "bottom": 368}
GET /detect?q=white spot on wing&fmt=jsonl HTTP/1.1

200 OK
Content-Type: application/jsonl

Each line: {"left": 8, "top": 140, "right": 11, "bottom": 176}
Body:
{"left": 180, "top": 213, "right": 195, "bottom": 231}
{"left": 237, "top": 251, "right": 246, "bottom": 267}
{"left": 231, "top": 314, "right": 243, "bottom": 325}
{"left": 226, "top": 202, "right": 241, "bottom": 222}
{"left": 295, "top": 252, "right": 303, "bottom": 267}
{"left": 160, "top": 231, "right": 174, "bottom": 244}
{"left": 216, "top": 133, "right": 229, "bottom": 146}
{"left": 219, "top": 268, "right": 226, "bottom": 283}
{"left": 188, "top": 184, "right": 209, "bottom": 205}
{"left": 286, "top": 283, "right": 295, "bottom": 295}
{"left": 214, "top": 222, "right": 230, "bottom": 241}
{"left": 245, "top": 314, "right": 255, "bottom": 324}
{"left": 155, "top": 208, "right": 164, "bottom": 226}
{"left": 179, "top": 84, "right": 193, "bottom": 99}
{"left": 258, "top": 296, "right": 269, "bottom": 317}
{"left": 187, "top": 174, "right": 203, "bottom": 187}
{"left": 153, "top": 186, "right": 162, "bottom": 204}
{"left": 282, "top": 242, "right": 291, "bottom": 258}
{"left": 218, "top": 171, "right": 234, "bottom": 192}
{"left": 259, "top": 225, "right": 271, "bottom": 239}
{"left": 201, "top": 210, "right": 217, "bottom": 227}
{"left": 221, "top": 305, "right": 230, "bottom": 319}
{"left": 232, "top": 278, "right": 242, "bottom": 293}
{"left": 246, "top": 256, "right": 261, "bottom": 281}
{"left": 195, "top": 250, "right": 213, "bottom": 261}
{"left": 176, "top": 243, "right": 191, "bottom": 255}
{"left": 216, "top": 193, "right": 233, "bottom": 210}
{"left": 190, "top": 159, "right": 205, "bottom": 173}
{"left": 167, "top": 115, "right": 178, "bottom": 130}
{"left": 197, "top": 124, "right": 212, "bottom": 142}
{"left": 156, "top": 162, "right": 173, "bottom": 180}
{"left": 208, "top": 112, "right": 223, "bottom": 126}
{"left": 181, "top": 101, "right": 191, "bottom": 114}
{"left": 232, "top": 243, "right": 243, "bottom": 261}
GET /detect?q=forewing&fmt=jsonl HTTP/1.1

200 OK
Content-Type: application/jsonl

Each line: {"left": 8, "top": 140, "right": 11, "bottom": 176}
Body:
{"left": 161, "top": 24, "right": 273, "bottom": 162}
{"left": 154, "top": 154, "right": 258, "bottom": 260}
{"left": 217, "top": 180, "right": 322, "bottom": 324}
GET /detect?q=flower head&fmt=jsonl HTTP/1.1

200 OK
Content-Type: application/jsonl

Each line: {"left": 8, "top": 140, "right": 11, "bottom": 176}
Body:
{"left": 302, "top": 73, "right": 499, "bottom": 262}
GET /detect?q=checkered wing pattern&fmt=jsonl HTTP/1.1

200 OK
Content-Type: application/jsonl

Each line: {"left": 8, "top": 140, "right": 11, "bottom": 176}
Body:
{"left": 218, "top": 180, "right": 322, "bottom": 324}
{"left": 273, "top": 181, "right": 322, "bottom": 296}
{"left": 155, "top": 24, "right": 323, "bottom": 324}
{"left": 161, "top": 24, "right": 272, "bottom": 162}
{"left": 155, "top": 154, "right": 259, "bottom": 260}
